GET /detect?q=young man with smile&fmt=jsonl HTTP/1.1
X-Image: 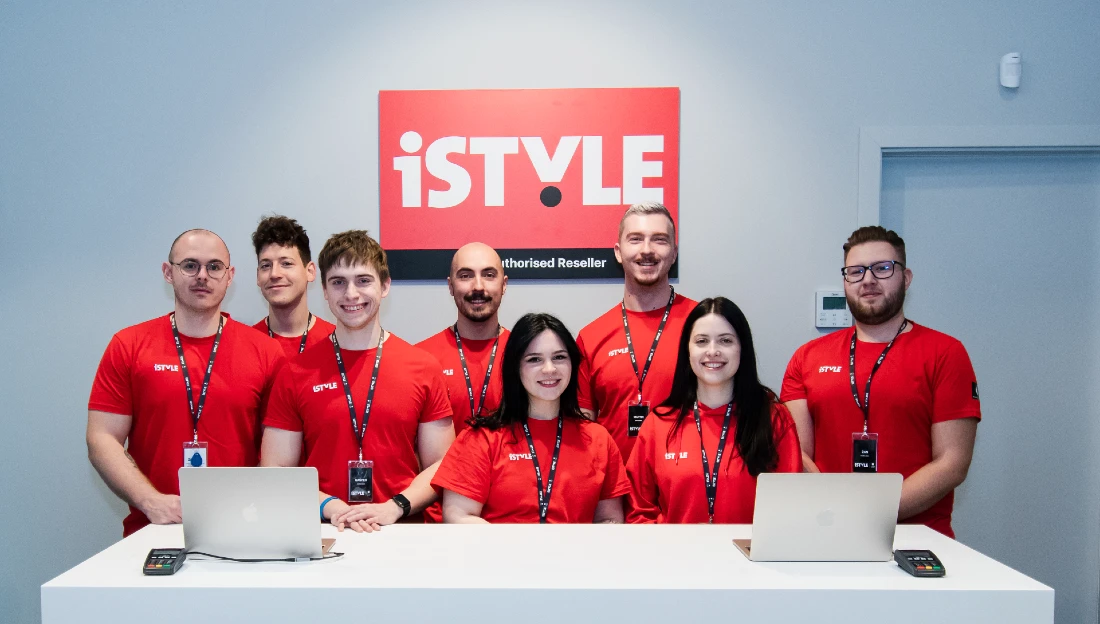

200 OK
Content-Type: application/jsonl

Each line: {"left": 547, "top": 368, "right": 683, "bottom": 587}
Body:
{"left": 251, "top": 215, "right": 336, "bottom": 356}
{"left": 575, "top": 202, "right": 697, "bottom": 459}
{"left": 781, "top": 226, "right": 982, "bottom": 538}
{"left": 87, "top": 229, "right": 285, "bottom": 536}
{"left": 261, "top": 230, "right": 455, "bottom": 531}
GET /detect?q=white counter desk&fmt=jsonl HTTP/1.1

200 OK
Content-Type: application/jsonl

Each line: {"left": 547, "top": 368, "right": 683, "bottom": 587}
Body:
{"left": 43, "top": 523, "right": 1052, "bottom": 624}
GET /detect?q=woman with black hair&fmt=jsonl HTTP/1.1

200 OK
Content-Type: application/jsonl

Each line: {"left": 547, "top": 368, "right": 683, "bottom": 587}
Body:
{"left": 626, "top": 297, "right": 802, "bottom": 524}
{"left": 432, "top": 313, "right": 631, "bottom": 523}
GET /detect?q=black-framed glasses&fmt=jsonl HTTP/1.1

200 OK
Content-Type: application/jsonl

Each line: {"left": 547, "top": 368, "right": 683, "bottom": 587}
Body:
{"left": 841, "top": 260, "right": 904, "bottom": 283}
{"left": 171, "top": 259, "right": 228, "bottom": 279}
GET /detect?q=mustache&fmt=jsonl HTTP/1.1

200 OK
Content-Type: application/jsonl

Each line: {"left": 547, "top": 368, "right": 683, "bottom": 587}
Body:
{"left": 464, "top": 291, "right": 493, "bottom": 302}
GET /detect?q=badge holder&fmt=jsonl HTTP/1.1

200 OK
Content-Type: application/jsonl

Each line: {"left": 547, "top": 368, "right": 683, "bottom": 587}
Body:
{"left": 183, "top": 441, "right": 208, "bottom": 468}
{"left": 348, "top": 460, "right": 374, "bottom": 503}
{"left": 628, "top": 397, "right": 650, "bottom": 437}
{"left": 852, "top": 432, "right": 878, "bottom": 473}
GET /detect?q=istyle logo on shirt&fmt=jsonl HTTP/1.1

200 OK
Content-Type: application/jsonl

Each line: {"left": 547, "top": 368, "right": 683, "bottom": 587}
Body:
{"left": 378, "top": 88, "right": 680, "bottom": 280}
{"left": 508, "top": 453, "right": 534, "bottom": 461}
{"left": 153, "top": 364, "right": 180, "bottom": 372}
{"left": 442, "top": 369, "right": 454, "bottom": 376}
{"left": 312, "top": 382, "right": 338, "bottom": 393}
{"left": 607, "top": 347, "right": 630, "bottom": 358}
{"left": 664, "top": 451, "right": 689, "bottom": 460}
{"left": 818, "top": 365, "right": 843, "bottom": 373}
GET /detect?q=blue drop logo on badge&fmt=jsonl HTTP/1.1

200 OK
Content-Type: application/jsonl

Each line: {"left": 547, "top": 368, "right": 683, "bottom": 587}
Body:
{"left": 189, "top": 452, "right": 204, "bottom": 467}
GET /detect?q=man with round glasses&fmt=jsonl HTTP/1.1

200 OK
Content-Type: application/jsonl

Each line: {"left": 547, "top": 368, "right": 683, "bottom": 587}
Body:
{"left": 780, "top": 226, "right": 981, "bottom": 538}
{"left": 87, "top": 229, "right": 285, "bottom": 536}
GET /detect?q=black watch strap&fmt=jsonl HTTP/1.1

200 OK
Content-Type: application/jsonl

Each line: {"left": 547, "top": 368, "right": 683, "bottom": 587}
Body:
{"left": 392, "top": 493, "right": 412, "bottom": 518}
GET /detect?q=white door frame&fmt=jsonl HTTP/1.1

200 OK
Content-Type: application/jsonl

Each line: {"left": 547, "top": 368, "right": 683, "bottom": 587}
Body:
{"left": 857, "top": 125, "right": 1100, "bottom": 226}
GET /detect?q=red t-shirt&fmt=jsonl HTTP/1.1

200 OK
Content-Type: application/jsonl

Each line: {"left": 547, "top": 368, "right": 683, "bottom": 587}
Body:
{"left": 251, "top": 315, "right": 337, "bottom": 358}
{"left": 263, "top": 333, "right": 452, "bottom": 522}
{"left": 576, "top": 294, "right": 697, "bottom": 458}
{"left": 780, "top": 322, "right": 982, "bottom": 537}
{"left": 626, "top": 402, "right": 802, "bottom": 524}
{"left": 88, "top": 313, "right": 286, "bottom": 536}
{"left": 415, "top": 327, "right": 510, "bottom": 434}
{"left": 432, "top": 417, "right": 632, "bottom": 523}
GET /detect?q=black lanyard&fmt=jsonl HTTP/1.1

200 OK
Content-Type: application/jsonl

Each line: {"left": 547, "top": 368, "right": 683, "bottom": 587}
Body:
{"left": 521, "top": 417, "right": 564, "bottom": 524}
{"left": 452, "top": 324, "right": 500, "bottom": 419}
{"left": 268, "top": 312, "right": 313, "bottom": 354}
{"left": 170, "top": 313, "right": 225, "bottom": 442}
{"left": 620, "top": 286, "right": 675, "bottom": 402}
{"left": 332, "top": 329, "right": 384, "bottom": 461}
{"left": 849, "top": 319, "right": 909, "bottom": 433}
{"left": 693, "top": 401, "right": 734, "bottom": 524}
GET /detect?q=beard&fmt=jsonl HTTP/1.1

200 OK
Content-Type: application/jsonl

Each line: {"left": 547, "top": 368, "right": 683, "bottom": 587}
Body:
{"left": 458, "top": 292, "right": 498, "bottom": 323}
{"left": 847, "top": 282, "right": 905, "bottom": 325}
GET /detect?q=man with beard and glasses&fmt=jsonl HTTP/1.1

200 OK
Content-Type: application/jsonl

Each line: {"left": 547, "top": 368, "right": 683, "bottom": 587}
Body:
{"left": 780, "top": 226, "right": 981, "bottom": 538}
{"left": 575, "top": 202, "right": 696, "bottom": 460}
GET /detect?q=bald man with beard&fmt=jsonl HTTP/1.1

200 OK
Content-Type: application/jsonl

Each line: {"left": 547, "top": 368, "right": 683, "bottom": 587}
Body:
{"left": 87, "top": 229, "right": 285, "bottom": 536}
{"left": 417, "top": 243, "right": 511, "bottom": 436}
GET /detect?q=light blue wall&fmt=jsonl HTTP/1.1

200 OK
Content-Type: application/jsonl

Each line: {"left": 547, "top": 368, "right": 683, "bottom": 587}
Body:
{"left": 2, "top": 2, "right": 1099, "bottom": 622}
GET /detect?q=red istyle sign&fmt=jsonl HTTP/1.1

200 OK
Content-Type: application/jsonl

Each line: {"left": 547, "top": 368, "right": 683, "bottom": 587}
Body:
{"left": 378, "top": 87, "right": 680, "bottom": 280}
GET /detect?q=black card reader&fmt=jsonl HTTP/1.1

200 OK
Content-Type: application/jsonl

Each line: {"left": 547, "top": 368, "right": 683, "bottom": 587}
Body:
{"left": 143, "top": 548, "right": 186, "bottom": 575}
{"left": 894, "top": 549, "right": 945, "bottom": 577}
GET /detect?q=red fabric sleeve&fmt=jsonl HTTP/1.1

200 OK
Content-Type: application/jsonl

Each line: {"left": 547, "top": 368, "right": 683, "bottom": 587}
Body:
{"left": 262, "top": 363, "right": 304, "bottom": 433}
{"left": 431, "top": 428, "right": 492, "bottom": 504}
{"left": 88, "top": 335, "right": 134, "bottom": 415}
{"left": 576, "top": 333, "right": 596, "bottom": 412}
{"left": 778, "top": 344, "right": 808, "bottom": 403}
{"left": 625, "top": 416, "right": 661, "bottom": 523}
{"left": 420, "top": 367, "right": 454, "bottom": 424}
{"left": 931, "top": 340, "right": 982, "bottom": 423}
{"left": 600, "top": 431, "right": 633, "bottom": 500}
{"left": 772, "top": 403, "right": 804, "bottom": 473}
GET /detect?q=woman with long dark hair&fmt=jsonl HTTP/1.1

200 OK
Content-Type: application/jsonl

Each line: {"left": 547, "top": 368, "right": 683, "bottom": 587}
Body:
{"left": 626, "top": 297, "right": 801, "bottom": 523}
{"left": 432, "top": 313, "right": 631, "bottom": 523}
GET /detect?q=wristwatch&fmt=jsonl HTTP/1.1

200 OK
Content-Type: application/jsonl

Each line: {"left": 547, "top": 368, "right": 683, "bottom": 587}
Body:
{"left": 391, "top": 493, "right": 412, "bottom": 518}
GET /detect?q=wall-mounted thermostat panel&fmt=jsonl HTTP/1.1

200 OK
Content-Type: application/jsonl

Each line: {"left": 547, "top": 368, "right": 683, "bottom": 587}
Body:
{"left": 816, "top": 290, "right": 852, "bottom": 328}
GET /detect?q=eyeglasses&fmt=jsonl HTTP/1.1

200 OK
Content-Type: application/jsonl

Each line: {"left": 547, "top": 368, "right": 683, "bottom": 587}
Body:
{"left": 841, "top": 260, "right": 903, "bottom": 283}
{"left": 171, "top": 259, "right": 228, "bottom": 279}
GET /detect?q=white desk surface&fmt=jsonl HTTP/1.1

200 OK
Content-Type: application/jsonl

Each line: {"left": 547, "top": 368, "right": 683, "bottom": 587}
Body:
{"left": 43, "top": 523, "right": 1052, "bottom": 623}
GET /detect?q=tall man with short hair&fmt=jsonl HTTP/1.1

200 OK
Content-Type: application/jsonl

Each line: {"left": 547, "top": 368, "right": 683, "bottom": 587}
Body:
{"left": 251, "top": 215, "right": 336, "bottom": 356}
{"left": 781, "top": 226, "right": 981, "bottom": 537}
{"left": 261, "top": 230, "right": 454, "bottom": 532}
{"left": 87, "top": 229, "right": 286, "bottom": 536}
{"left": 575, "top": 202, "right": 696, "bottom": 459}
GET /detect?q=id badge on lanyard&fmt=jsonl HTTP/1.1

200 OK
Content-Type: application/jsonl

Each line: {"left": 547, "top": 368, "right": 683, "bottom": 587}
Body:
{"left": 172, "top": 313, "right": 223, "bottom": 468}
{"left": 848, "top": 319, "right": 907, "bottom": 474}
{"left": 628, "top": 397, "right": 650, "bottom": 437}
{"left": 621, "top": 287, "right": 675, "bottom": 438}
{"left": 183, "top": 440, "right": 208, "bottom": 467}
{"left": 348, "top": 460, "right": 374, "bottom": 503}
{"left": 852, "top": 432, "right": 878, "bottom": 472}
{"left": 332, "top": 328, "right": 384, "bottom": 505}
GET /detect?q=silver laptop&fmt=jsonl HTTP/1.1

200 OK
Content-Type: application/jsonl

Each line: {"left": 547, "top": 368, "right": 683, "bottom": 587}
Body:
{"left": 734, "top": 472, "right": 903, "bottom": 562}
{"left": 179, "top": 467, "right": 332, "bottom": 560}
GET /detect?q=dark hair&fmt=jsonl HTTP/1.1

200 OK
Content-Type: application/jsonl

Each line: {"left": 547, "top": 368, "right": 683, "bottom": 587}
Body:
{"left": 655, "top": 297, "right": 779, "bottom": 477}
{"left": 843, "top": 225, "right": 906, "bottom": 265}
{"left": 252, "top": 215, "right": 312, "bottom": 264}
{"left": 470, "top": 313, "right": 586, "bottom": 431}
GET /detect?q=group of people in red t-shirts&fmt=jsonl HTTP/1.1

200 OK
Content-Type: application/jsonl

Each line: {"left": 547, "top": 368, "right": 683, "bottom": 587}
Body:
{"left": 88, "top": 205, "right": 981, "bottom": 539}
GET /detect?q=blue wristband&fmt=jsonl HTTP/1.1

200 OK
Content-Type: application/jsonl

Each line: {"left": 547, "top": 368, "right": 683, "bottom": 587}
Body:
{"left": 320, "top": 496, "right": 339, "bottom": 521}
